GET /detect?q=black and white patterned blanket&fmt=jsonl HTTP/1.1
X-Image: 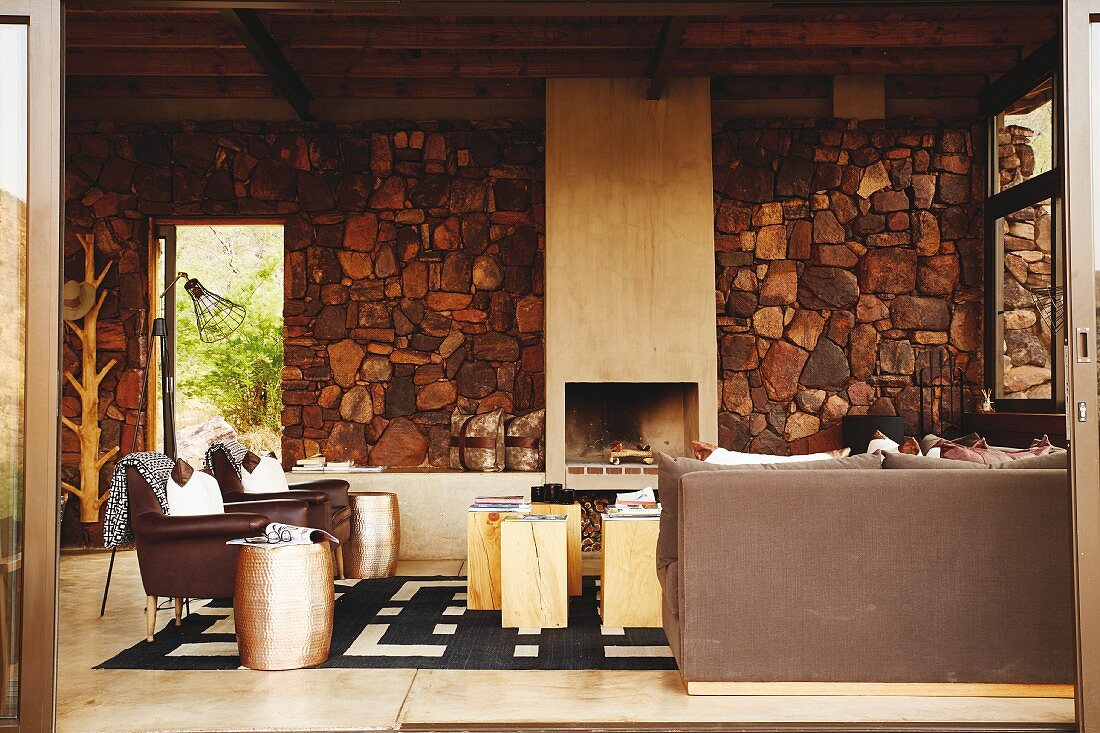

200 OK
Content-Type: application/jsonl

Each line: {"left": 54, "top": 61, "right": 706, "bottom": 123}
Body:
{"left": 202, "top": 440, "right": 249, "bottom": 478}
{"left": 103, "top": 452, "right": 176, "bottom": 548}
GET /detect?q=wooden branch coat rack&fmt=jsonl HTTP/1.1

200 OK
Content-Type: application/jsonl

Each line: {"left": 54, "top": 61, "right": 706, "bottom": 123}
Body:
{"left": 60, "top": 234, "right": 119, "bottom": 524}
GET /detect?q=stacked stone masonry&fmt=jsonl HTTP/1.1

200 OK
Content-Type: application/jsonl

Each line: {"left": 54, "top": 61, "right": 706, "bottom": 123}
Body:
{"left": 998, "top": 123, "right": 1054, "bottom": 400}
{"left": 61, "top": 115, "right": 987, "bottom": 546}
{"left": 713, "top": 119, "right": 985, "bottom": 452}
{"left": 63, "top": 120, "right": 545, "bottom": 544}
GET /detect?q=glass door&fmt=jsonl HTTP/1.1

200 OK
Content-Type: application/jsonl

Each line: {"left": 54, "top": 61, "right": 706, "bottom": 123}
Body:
{"left": 1063, "top": 2, "right": 1100, "bottom": 731}
{"left": 0, "top": 0, "right": 62, "bottom": 730}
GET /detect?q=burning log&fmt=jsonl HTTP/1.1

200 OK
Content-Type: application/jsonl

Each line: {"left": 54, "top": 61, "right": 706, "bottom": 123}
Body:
{"left": 605, "top": 441, "right": 655, "bottom": 465}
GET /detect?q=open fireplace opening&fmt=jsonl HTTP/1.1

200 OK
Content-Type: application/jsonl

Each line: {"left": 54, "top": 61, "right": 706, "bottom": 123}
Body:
{"left": 564, "top": 382, "right": 700, "bottom": 463}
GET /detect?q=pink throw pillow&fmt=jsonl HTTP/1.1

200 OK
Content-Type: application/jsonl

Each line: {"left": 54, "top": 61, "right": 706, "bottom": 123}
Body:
{"left": 938, "top": 438, "right": 1053, "bottom": 466}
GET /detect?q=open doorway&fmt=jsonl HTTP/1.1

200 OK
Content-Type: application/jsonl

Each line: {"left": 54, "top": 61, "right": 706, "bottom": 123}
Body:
{"left": 155, "top": 223, "right": 284, "bottom": 467}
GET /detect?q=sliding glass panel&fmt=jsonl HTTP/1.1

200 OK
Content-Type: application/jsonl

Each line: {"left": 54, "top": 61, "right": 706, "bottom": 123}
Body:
{"left": 0, "top": 21, "right": 28, "bottom": 719}
{"left": 996, "top": 77, "right": 1055, "bottom": 193}
{"left": 996, "top": 198, "right": 1059, "bottom": 399}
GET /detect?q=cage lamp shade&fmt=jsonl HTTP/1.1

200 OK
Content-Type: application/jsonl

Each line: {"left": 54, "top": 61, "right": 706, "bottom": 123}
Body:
{"left": 182, "top": 276, "right": 246, "bottom": 343}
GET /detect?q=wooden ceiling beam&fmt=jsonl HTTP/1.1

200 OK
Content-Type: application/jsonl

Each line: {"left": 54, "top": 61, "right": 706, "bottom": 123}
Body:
{"left": 66, "top": 46, "right": 1019, "bottom": 78}
{"left": 647, "top": 16, "right": 687, "bottom": 100}
{"left": 683, "top": 19, "right": 1058, "bottom": 48}
{"left": 66, "top": 48, "right": 655, "bottom": 76}
{"left": 67, "top": 19, "right": 246, "bottom": 47}
{"left": 65, "top": 0, "right": 1056, "bottom": 12}
{"left": 675, "top": 47, "right": 1019, "bottom": 75}
{"left": 67, "top": 75, "right": 545, "bottom": 98}
{"left": 218, "top": 8, "right": 314, "bottom": 119}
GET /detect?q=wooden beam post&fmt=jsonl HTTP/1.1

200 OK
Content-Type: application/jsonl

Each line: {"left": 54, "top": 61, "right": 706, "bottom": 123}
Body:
{"left": 218, "top": 8, "right": 314, "bottom": 120}
{"left": 646, "top": 15, "right": 687, "bottom": 101}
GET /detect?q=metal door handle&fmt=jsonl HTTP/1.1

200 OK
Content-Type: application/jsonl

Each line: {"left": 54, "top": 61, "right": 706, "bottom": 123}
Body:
{"left": 1076, "top": 327, "right": 1092, "bottom": 363}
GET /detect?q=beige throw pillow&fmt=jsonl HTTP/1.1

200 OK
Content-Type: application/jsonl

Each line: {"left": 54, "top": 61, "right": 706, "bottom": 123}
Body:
{"left": 504, "top": 408, "right": 544, "bottom": 472}
{"left": 450, "top": 408, "right": 505, "bottom": 472}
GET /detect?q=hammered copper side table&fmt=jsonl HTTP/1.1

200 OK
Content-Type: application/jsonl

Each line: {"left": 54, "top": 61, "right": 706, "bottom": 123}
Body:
{"left": 234, "top": 541, "right": 334, "bottom": 670}
{"left": 345, "top": 492, "right": 400, "bottom": 579}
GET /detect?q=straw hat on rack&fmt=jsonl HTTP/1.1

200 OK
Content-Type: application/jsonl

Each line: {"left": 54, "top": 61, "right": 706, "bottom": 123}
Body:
{"left": 62, "top": 279, "right": 96, "bottom": 321}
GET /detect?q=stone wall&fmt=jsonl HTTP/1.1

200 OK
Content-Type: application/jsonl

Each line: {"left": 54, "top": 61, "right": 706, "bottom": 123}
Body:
{"left": 713, "top": 119, "right": 985, "bottom": 451}
{"left": 998, "top": 124, "right": 1054, "bottom": 399}
{"left": 63, "top": 119, "right": 544, "bottom": 544}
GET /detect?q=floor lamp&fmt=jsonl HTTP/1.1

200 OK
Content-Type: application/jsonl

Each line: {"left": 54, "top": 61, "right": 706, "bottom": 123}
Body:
{"left": 99, "top": 273, "right": 245, "bottom": 616}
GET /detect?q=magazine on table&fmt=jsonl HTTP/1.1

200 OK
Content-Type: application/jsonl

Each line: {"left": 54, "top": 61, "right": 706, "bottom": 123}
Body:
{"left": 227, "top": 523, "right": 340, "bottom": 548}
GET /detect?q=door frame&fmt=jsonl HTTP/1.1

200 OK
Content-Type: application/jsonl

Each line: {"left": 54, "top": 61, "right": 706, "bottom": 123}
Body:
{"left": 4, "top": 0, "right": 63, "bottom": 730}
{"left": 1062, "top": 2, "right": 1100, "bottom": 731}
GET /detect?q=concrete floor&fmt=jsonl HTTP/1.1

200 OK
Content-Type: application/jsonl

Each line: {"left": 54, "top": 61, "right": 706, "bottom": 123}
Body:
{"left": 57, "top": 551, "right": 1076, "bottom": 733}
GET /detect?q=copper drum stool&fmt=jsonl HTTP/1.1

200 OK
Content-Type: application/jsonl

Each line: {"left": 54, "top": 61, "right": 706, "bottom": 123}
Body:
{"left": 234, "top": 541, "right": 334, "bottom": 671}
{"left": 345, "top": 492, "right": 400, "bottom": 579}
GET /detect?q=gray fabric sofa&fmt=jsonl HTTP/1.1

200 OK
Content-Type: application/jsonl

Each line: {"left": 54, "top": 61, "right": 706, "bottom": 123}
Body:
{"left": 657, "top": 456, "right": 1075, "bottom": 693}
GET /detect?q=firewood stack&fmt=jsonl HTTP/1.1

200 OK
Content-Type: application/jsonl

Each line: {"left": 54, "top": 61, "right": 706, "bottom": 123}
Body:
{"left": 578, "top": 494, "right": 613, "bottom": 553}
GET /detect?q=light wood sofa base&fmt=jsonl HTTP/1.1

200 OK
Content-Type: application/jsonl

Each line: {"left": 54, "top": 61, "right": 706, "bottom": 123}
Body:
{"left": 682, "top": 679, "right": 1075, "bottom": 698}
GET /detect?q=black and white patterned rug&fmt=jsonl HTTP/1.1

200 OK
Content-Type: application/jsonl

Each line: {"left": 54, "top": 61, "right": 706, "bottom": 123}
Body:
{"left": 98, "top": 576, "right": 676, "bottom": 671}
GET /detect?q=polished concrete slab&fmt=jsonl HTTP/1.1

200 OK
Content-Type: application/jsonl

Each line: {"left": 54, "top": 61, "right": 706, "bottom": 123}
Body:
{"left": 57, "top": 552, "right": 1076, "bottom": 733}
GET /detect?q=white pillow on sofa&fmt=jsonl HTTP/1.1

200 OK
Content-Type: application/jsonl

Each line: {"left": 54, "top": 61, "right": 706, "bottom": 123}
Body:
{"left": 866, "top": 435, "right": 901, "bottom": 454}
{"left": 241, "top": 455, "right": 290, "bottom": 494}
{"left": 704, "top": 448, "right": 836, "bottom": 465}
{"left": 166, "top": 469, "right": 224, "bottom": 516}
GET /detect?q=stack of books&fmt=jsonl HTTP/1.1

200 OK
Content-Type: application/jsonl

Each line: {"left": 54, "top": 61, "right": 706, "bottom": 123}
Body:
{"left": 469, "top": 495, "right": 531, "bottom": 512}
{"left": 606, "top": 499, "right": 662, "bottom": 518}
{"left": 291, "top": 455, "right": 379, "bottom": 473}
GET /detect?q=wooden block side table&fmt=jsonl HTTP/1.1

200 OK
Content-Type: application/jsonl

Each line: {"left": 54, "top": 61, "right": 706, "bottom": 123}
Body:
{"left": 345, "top": 492, "right": 400, "bottom": 579}
{"left": 501, "top": 517, "right": 568, "bottom": 628}
{"left": 467, "top": 510, "right": 521, "bottom": 610}
{"left": 529, "top": 501, "right": 582, "bottom": 596}
{"left": 600, "top": 515, "right": 663, "bottom": 628}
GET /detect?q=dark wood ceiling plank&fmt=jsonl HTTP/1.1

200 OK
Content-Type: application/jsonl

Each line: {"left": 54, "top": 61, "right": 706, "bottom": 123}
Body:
{"left": 675, "top": 46, "right": 1019, "bottom": 75}
{"left": 683, "top": 19, "right": 1058, "bottom": 48}
{"left": 66, "top": 74, "right": 545, "bottom": 98}
{"left": 65, "top": 48, "right": 654, "bottom": 76}
{"left": 885, "top": 74, "right": 989, "bottom": 98}
{"left": 268, "top": 18, "right": 662, "bottom": 48}
{"left": 218, "top": 7, "right": 314, "bottom": 119}
{"left": 711, "top": 75, "right": 832, "bottom": 99}
{"left": 647, "top": 15, "right": 687, "bottom": 100}
{"left": 67, "top": 19, "right": 244, "bottom": 47}
{"left": 66, "top": 45, "right": 1019, "bottom": 79}
{"left": 64, "top": 0, "right": 1058, "bottom": 14}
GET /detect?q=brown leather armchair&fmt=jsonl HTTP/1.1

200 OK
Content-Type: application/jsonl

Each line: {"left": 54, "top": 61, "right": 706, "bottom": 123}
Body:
{"left": 207, "top": 450, "right": 352, "bottom": 577}
{"left": 126, "top": 466, "right": 310, "bottom": 642}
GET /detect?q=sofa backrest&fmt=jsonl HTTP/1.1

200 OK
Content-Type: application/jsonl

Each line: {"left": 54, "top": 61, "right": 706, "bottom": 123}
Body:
{"left": 674, "top": 467, "right": 1074, "bottom": 684}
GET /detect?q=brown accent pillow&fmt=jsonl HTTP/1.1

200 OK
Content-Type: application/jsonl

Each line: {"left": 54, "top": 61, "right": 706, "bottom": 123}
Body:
{"left": 899, "top": 437, "right": 921, "bottom": 455}
{"left": 241, "top": 450, "right": 261, "bottom": 473}
{"left": 691, "top": 440, "right": 716, "bottom": 460}
{"left": 939, "top": 439, "right": 1053, "bottom": 466}
{"left": 449, "top": 408, "right": 505, "bottom": 472}
{"left": 171, "top": 458, "right": 195, "bottom": 485}
{"left": 881, "top": 451, "right": 989, "bottom": 470}
{"left": 504, "top": 408, "right": 544, "bottom": 472}
{"left": 656, "top": 451, "right": 883, "bottom": 569}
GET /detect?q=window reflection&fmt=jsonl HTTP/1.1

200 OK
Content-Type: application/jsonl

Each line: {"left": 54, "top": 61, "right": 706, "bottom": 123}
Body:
{"left": 997, "top": 77, "right": 1054, "bottom": 193}
{"left": 0, "top": 22, "right": 27, "bottom": 719}
{"left": 999, "top": 200, "right": 1057, "bottom": 400}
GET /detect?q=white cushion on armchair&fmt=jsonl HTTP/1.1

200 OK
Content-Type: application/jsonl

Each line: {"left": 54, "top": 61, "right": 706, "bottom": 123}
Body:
{"left": 241, "top": 455, "right": 291, "bottom": 494}
{"left": 166, "top": 469, "right": 224, "bottom": 516}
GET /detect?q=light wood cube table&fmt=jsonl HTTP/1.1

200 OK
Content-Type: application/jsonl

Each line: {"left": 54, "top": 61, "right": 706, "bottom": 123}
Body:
{"left": 467, "top": 509, "right": 523, "bottom": 610}
{"left": 528, "top": 502, "right": 582, "bottom": 596}
{"left": 501, "top": 516, "right": 569, "bottom": 628}
{"left": 599, "top": 515, "right": 663, "bottom": 628}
